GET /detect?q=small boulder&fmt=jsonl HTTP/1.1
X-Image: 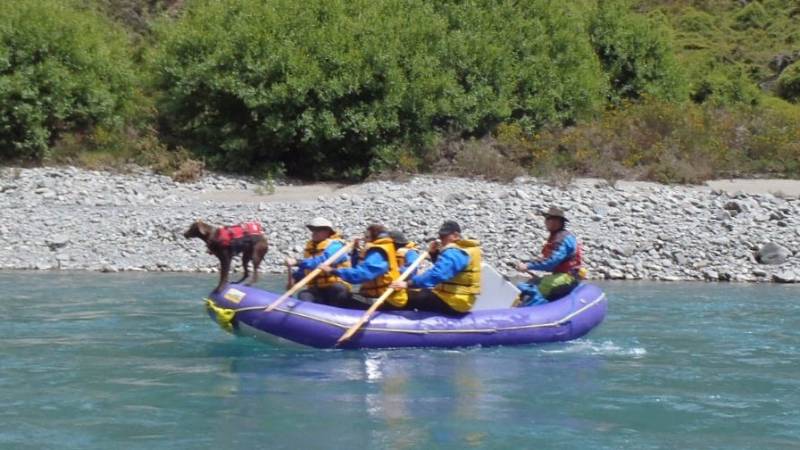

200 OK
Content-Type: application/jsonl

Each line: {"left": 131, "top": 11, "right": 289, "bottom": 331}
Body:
{"left": 606, "top": 269, "right": 625, "bottom": 279}
{"left": 769, "top": 52, "right": 797, "bottom": 73}
{"left": 46, "top": 234, "right": 70, "bottom": 251}
{"left": 612, "top": 246, "right": 636, "bottom": 258}
{"left": 755, "top": 243, "right": 791, "bottom": 265}
{"left": 714, "top": 210, "right": 731, "bottom": 221}
{"left": 591, "top": 204, "right": 608, "bottom": 217}
{"left": 672, "top": 253, "right": 688, "bottom": 266}
{"left": 773, "top": 271, "right": 798, "bottom": 283}
{"left": 723, "top": 200, "right": 747, "bottom": 214}
{"left": 703, "top": 269, "right": 719, "bottom": 281}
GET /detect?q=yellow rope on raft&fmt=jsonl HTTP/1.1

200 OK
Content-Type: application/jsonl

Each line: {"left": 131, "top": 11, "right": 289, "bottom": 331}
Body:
{"left": 205, "top": 298, "right": 236, "bottom": 333}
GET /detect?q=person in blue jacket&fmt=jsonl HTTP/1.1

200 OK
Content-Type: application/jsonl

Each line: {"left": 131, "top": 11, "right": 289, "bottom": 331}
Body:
{"left": 320, "top": 224, "right": 410, "bottom": 310}
{"left": 514, "top": 207, "right": 584, "bottom": 306}
{"left": 285, "top": 217, "right": 352, "bottom": 307}
{"left": 390, "top": 220, "right": 482, "bottom": 315}
{"left": 389, "top": 230, "right": 420, "bottom": 276}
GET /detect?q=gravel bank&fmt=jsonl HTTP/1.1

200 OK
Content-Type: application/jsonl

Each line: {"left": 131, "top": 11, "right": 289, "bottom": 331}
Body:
{"left": 2, "top": 166, "right": 799, "bottom": 283}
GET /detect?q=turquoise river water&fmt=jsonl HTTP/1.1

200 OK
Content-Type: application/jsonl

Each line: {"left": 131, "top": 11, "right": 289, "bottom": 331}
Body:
{"left": 1, "top": 272, "right": 798, "bottom": 449}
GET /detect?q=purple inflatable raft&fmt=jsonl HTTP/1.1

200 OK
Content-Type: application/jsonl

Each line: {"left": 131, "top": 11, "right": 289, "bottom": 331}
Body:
{"left": 205, "top": 283, "right": 607, "bottom": 349}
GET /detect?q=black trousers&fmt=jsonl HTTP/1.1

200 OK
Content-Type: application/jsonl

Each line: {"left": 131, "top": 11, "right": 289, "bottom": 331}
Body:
{"left": 297, "top": 283, "right": 360, "bottom": 308}
{"left": 406, "top": 289, "right": 464, "bottom": 316}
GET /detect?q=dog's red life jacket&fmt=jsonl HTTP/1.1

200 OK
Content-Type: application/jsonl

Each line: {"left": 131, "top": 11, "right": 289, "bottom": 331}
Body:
{"left": 214, "top": 222, "right": 263, "bottom": 248}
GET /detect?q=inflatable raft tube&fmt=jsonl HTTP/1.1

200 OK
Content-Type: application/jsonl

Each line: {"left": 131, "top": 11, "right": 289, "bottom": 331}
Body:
{"left": 205, "top": 283, "right": 607, "bottom": 349}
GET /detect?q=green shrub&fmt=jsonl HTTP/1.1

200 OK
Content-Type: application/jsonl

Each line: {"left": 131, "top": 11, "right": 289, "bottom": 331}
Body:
{"left": 690, "top": 66, "right": 761, "bottom": 105}
{"left": 152, "top": 0, "right": 443, "bottom": 178}
{"left": 732, "top": 2, "right": 770, "bottom": 30}
{"left": 636, "top": 0, "right": 800, "bottom": 108}
{"left": 676, "top": 8, "right": 718, "bottom": 35}
{"left": 776, "top": 61, "right": 800, "bottom": 102}
{"left": 590, "top": 0, "right": 688, "bottom": 103}
{"left": 151, "top": 0, "right": 611, "bottom": 179}
{"left": 0, "top": 0, "right": 138, "bottom": 162}
{"left": 432, "top": 0, "right": 606, "bottom": 131}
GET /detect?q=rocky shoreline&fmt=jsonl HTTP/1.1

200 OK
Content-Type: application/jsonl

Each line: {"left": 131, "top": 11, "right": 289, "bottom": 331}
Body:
{"left": 1, "top": 166, "right": 799, "bottom": 283}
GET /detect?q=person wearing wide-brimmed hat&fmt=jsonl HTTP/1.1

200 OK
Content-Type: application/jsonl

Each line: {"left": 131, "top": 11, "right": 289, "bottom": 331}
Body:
{"left": 389, "top": 220, "right": 481, "bottom": 315}
{"left": 514, "top": 207, "right": 584, "bottom": 306}
{"left": 285, "top": 217, "right": 352, "bottom": 306}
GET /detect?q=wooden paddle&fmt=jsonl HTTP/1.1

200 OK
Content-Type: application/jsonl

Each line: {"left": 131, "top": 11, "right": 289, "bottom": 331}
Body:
{"left": 335, "top": 251, "right": 429, "bottom": 346}
{"left": 285, "top": 260, "right": 295, "bottom": 290}
{"left": 265, "top": 241, "right": 354, "bottom": 312}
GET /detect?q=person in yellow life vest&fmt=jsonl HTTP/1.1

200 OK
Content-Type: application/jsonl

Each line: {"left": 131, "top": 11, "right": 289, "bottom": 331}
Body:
{"left": 389, "top": 220, "right": 481, "bottom": 315}
{"left": 389, "top": 230, "right": 420, "bottom": 277}
{"left": 284, "top": 217, "right": 352, "bottom": 307}
{"left": 319, "top": 224, "right": 408, "bottom": 310}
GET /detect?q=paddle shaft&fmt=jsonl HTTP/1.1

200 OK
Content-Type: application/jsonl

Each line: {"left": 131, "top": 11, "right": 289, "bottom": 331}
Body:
{"left": 265, "top": 241, "right": 354, "bottom": 312}
{"left": 335, "top": 251, "right": 429, "bottom": 346}
{"left": 286, "top": 262, "right": 295, "bottom": 290}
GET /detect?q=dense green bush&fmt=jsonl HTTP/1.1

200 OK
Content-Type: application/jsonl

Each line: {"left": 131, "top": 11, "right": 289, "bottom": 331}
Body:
{"left": 152, "top": 0, "right": 690, "bottom": 179}
{"left": 431, "top": 0, "right": 606, "bottom": 131}
{"left": 690, "top": 66, "right": 761, "bottom": 105}
{"left": 675, "top": 8, "right": 718, "bottom": 35}
{"left": 777, "top": 61, "right": 800, "bottom": 102}
{"left": 732, "top": 1, "right": 770, "bottom": 30}
{"left": 152, "top": 0, "right": 617, "bottom": 178}
{"left": 590, "top": 0, "right": 688, "bottom": 104}
{"left": 640, "top": 0, "right": 800, "bottom": 108}
{"left": 0, "top": 0, "right": 138, "bottom": 161}
{"left": 153, "top": 0, "right": 438, "bottom": 178}
{"left": 4, "top": 0, "right": 793, "bottom": 182}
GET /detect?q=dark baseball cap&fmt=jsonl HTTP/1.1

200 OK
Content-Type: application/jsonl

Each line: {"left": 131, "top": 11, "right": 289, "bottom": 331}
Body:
{"left": 438, "top": 220, "right": 461, "bottom": 236}
{"left": 389, "top": 230, "right": 409, "bottom": 246}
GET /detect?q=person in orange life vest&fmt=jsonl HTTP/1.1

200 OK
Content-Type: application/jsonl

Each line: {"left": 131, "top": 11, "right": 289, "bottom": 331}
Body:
{"left": 284, "top": 217, "right": 352, "bottom": 307}
{"left": 389, "top": 220, "right": 481, "bottom": 315}
{"left": 319, "top": 224, "right": 408, "bottom": 310}
{"left": 514, "top": 207, "right": 583, "bottom": 306}
{"left": 389, "top": 230, "right": 420, "bottom": 277}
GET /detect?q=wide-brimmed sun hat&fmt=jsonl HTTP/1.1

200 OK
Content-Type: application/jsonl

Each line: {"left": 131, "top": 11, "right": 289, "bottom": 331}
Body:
{"left": 305, "top": 217, "right": 335, "bottom": 231}
{"left": 542, "top": 207, "right": 569, "bottom": 222}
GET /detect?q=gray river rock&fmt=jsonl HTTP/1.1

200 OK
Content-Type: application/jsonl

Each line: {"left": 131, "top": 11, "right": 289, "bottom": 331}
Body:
{"left": 756, "top": 242, "right": 792, "bottom": 265}
{"left": 1, "top": 167, "right": 799, "bottom": 283}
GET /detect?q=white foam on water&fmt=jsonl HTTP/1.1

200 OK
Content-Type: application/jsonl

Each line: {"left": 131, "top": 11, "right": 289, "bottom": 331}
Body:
{"left": 543, "top": 339, "right": 647, "bottom": 358}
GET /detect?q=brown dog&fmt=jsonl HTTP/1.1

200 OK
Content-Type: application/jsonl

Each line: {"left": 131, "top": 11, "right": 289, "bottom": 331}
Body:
{"left": 184, "top": 220, "right": 269, "bottom": 293}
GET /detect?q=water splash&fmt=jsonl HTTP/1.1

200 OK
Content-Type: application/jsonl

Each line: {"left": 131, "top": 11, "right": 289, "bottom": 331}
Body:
{"left": 543, "top": 339, "right": 647, "bottom": 358}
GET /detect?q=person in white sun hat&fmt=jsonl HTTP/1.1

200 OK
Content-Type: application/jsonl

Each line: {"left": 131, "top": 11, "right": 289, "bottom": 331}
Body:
{"left": 285, "top": 217, "right": 353, "bottom": 306}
